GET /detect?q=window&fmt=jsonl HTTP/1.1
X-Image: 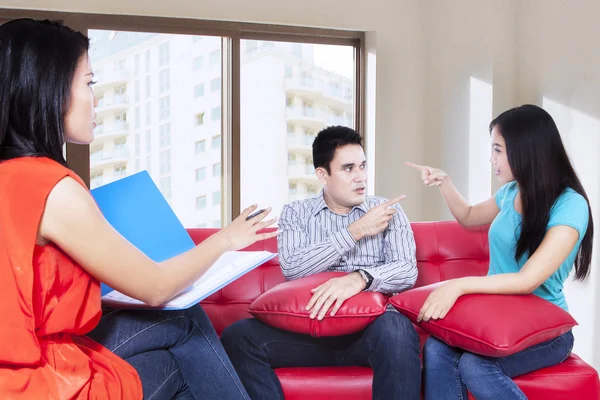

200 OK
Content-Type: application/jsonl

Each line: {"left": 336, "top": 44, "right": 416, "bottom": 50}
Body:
{"left": 212, "top": 219, "right": 221, "bottom": 228}
{"left": 195, "top": 113, "right": 205, "bottom": 126}
{"left": 211, "top": 106, "right": 221, "bottom": 121}
{"left": 212, "top": 135, "right": 221, "bottom": 149}
{"left": 90, "top": 171, "right": 104, "bottom": 189}
{"left": 159, "top": 69, "right": 170, "bottom": 93}
{"left": 159, "top": 149, "right": 171, "bottom": 175}
{"left": 212, "top": 191, "right": 221, "bottom": 206}
{"left": 210, "top": 77, "right": 221, "bottom": 93}
{"left": 145, "top": 75, "right": 151, "bottom": 97}
{"left": 240, "top": 40, "right": 355, "bottom": 214}
{"left": 209, "top": 49, "right": 220, "bottom": 65}
{"left": 292, "top": 43, "right": 302, "bottom": 57}
{"left": 146, "top": 154, "right": 152, "bottom": 174}
{"left": 159, "top": 123, "right": 171, "bottom": 148}
{"left": 194, "top": 83, "right": 205, "bottom": 98}
{"left": 159, "top": 96, "right": 170, "bottom": 120}
{"left": 193, "top": 56, "right": 204, "bottom": 70}
{"left": 245, "top": 40, "right": 258, "bottom": 52}
{"left": 195, "top": 140, "right": 206, "bottom": 154}
{"left": 84, "top": 30, "right": 354, "bottom": 230}
{"left": 160, "top": 176, "right": 172, "bottom": 200}
{"left": 134, "top": 134, "right": 140, "bottom": 156}
{"left": 284, "top": 65, "right": 293, "bottom": 77}
{"left": 195, "top": 167, "right": 206, "bottom": 181}
{"left": 134, "top": 54, "right": 140, "bottom": 76}
{"left": 114, "top": 164, "right": 127, "bottom": 178}
{"left": 196, "top": 195, "right": 207, "bottom": 210}
{"left": 158, "top": 42, "right": 169, "bottom": 66}
{"left": 145, "top": 102, "right": 151, "bottom": 125}
{"left": 213, "top": 162, "right": 221, "bottom": 177}
{"left": 134, "top": 80, "right": 140, "bottom": 102}
{"left": 115, "top": 85, "right": 126, "bottom": 97}
{"left": 134, "top": 106, "right": 140, "bottom": 129}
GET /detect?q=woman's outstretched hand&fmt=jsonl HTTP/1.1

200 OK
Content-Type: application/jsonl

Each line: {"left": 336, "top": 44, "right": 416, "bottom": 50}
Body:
{"left": 216, "top": 205, "right": 278, "bottom": 251}
{"left": 406, "top": 162, "right": 448, "bottom": 187}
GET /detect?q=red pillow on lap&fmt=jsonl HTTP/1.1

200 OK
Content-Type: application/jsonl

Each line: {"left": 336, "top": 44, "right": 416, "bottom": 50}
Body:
{"left": 248, "top": 272, "right": 388, "bottom": 337}
{"left": 389, "top": 283, "right": 577, "bottom": 357}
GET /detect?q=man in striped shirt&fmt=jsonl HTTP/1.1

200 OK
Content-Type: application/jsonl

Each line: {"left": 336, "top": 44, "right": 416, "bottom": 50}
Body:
{"left": 221, "top": 126, "right": 421, "bottom": 400}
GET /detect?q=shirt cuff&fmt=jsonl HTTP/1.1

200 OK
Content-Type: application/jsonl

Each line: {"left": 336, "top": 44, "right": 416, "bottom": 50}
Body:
{"left": 330, "top": 228, "right": 357, "bottom": 256}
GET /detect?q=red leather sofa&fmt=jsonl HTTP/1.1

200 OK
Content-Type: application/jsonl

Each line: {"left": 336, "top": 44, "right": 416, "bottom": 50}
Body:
{"left": 190, "top": 221, "right": 600, "bottom": 400}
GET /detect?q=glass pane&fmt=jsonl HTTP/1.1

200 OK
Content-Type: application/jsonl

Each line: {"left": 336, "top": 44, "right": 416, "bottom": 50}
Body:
{"left": 89, "top": 30, "right": 223, "bottom": 227}
{"left": 240, "top": 40, "right": 355, "bottom": 217}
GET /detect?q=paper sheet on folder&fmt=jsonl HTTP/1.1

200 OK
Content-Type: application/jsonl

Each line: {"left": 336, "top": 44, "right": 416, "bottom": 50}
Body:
{"left": 91, "top": 171, "right": 275, "bottom": 310}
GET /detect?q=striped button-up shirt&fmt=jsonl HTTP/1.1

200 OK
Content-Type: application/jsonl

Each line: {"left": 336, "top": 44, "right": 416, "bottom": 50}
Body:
{"left": 278, "top": 191, "right": 418, "bottom": 294}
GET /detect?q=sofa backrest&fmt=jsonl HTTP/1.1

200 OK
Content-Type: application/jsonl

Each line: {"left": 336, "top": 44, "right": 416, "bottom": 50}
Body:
{"left": 189, "top": 221, "right": 490, "bottom": 334}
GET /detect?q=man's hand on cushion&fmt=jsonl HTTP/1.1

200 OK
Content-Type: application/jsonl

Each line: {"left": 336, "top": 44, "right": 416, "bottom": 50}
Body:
{"left": 305, "top": 272, "right": 366, "bottom": 320}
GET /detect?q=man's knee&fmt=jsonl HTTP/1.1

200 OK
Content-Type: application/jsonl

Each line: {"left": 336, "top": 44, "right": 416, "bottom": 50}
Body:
{"left": 220, "top": 318, "right": 267, "bottom": 355}
{"left": 364, "top": 312, "right": 419, "bottom": 348}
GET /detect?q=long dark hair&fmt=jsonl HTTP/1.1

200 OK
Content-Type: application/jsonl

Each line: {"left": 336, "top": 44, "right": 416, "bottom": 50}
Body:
{"left": 490, "top": 104, "right": 594, "bottom": 280}
{"left": 0, "top": 18, "right": 89, "bottom": 165}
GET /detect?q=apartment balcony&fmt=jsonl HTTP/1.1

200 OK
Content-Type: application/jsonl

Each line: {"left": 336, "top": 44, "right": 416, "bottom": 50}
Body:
{"left": 96, "top": 95, "right": 129, "bottom": 116}
{"left": 90, "top": 148, "right": 129, "bottom": 170}
{"left": 288, "top": 163, "right": 318, "bottom": 185}
{"left": 93, "top": 121, "right": 129, "bottom": 143}
{"left": 284, "top": 76, "right": 322, "bottom": 100}
{"left": 94, "top": 69, "right": 129, "bottom": 91}
{"left": 285, "top": 75, "right": 353, "bottom": 109}
{"left": 286, "top": 134, "right": 313, "bottom": 155}
{"left": 321, "top": 84, "right": 354, "bottom": 109}
{"left": 327, "top": 114, "right": 354, "bottom": 128}
{"left": 285, "top": 106, "right": 326, "bottom": 130}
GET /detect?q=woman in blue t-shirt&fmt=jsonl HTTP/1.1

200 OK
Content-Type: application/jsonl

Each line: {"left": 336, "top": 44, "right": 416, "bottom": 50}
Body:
{"left": 407, "top": 104, "right": 594, "bottom": 400}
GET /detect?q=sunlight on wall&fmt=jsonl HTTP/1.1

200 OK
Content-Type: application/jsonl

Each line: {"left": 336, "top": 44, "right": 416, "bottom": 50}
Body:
{"left": 468, "top": 77, "right": 493, "bottom": 204}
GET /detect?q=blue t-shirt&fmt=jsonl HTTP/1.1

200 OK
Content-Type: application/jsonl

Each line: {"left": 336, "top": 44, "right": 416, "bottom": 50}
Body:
{"left": 488, "top": 181, "right": 589, "bottom": 311}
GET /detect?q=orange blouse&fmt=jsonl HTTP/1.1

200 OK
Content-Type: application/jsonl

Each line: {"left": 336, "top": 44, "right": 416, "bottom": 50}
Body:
{"left": 0, "top": 157, "right": 142, "bottom": 399}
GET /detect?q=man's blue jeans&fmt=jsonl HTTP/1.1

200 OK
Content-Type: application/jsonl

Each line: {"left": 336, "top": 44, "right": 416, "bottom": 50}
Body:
{"left": 423, "top": 331, "right": 574, "bottom": 400}
{"left": 88, "top": 306, "right": 250, "bottom": 400}
{"left": 220, "top": 312, "right": 422, "bottom": 400}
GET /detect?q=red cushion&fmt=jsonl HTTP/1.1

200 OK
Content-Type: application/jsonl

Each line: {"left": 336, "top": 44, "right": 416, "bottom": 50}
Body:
{"left": 389, "top": 283, "right": 577, "bottom": 357}
{"left": 248, "top": 272, "right": 387, "bottom": 337}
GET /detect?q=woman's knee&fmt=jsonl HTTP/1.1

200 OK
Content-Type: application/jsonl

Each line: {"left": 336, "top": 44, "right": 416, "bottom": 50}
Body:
{"left": 424, "top": 336, "right": 453, "bottom": 361}
{"left": 457, "top": 352, "right": 489, "bottom": 383}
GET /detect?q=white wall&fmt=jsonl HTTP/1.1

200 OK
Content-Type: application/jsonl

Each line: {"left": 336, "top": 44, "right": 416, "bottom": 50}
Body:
{"left": 3, "top": 0, "right": 600, "bottom": 369}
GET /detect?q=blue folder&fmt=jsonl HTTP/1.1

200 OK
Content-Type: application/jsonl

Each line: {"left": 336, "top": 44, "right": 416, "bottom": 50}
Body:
{"left": 91, "top": 171, "right": 196, "bottom": 296}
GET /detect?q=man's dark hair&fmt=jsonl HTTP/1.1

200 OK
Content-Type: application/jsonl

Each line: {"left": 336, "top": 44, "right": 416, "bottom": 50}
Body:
{"left": 312, "top": 125, "right": 362, "bottom": 173}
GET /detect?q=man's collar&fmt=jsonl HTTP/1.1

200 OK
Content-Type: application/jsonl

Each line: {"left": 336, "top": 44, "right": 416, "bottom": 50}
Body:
{"left": 312, "top": 189, "right": 369, "bottom": 216}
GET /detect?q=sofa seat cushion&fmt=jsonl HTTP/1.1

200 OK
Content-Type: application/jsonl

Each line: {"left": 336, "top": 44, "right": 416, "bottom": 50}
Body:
{"left": 506, "top": 354, "right": 600, "bottom": 400}
{"left": 274, "top": 355, "right": 599, "bottom": 400}
{"left": 276, "top": 366, "right": 372, "bottom": 400}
